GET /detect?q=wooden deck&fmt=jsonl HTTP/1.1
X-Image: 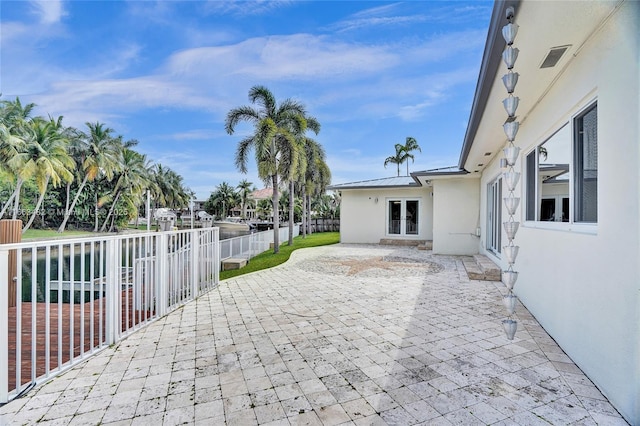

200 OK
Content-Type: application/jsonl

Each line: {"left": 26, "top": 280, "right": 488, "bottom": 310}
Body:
{"left": 6, "top": 289, "right": 154, "bottom": 392}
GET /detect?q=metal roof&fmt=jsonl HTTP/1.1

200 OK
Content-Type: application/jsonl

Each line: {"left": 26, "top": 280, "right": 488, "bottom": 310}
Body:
{"left": 327, "top": 176, "right": 420, "bottom": 190}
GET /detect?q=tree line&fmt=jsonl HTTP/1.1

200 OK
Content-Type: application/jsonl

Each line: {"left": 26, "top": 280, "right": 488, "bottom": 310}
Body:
{"left": 203, "top": 180, "right": 339, "bottom": 223}
{"left": 0, "top": 97, "right": 192, "bottom": 233}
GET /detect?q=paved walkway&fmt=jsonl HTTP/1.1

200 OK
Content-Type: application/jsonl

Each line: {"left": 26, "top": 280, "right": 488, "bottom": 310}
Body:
{"left": 0, "top": 244, "right": 627, "bottom": 425}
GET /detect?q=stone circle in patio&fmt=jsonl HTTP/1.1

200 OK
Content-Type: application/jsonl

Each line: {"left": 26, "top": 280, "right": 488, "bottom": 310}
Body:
{"left": 297, "top": 254, "right": 444, "bottom": 277}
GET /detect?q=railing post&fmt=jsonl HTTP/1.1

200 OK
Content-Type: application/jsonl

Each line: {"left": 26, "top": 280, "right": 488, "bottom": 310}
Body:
{"left": 213, "top": 228, "right": 220, "bottom": 285}
{"left": 104, "top": 239, "right": 119, "bottom": 345}
{"left": 191, "top": 230, "right": 199, "bottom": 297}
{"left": 0, "top": 248, "right": 9, "bottom": 403}
{"left": 156, "top": 232, "right": 168, "bottom": 316}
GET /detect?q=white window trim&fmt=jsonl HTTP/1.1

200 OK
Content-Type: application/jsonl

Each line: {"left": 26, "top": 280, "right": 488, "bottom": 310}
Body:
{"left": 523, "top": 98, "right": 598, "bottom": 235}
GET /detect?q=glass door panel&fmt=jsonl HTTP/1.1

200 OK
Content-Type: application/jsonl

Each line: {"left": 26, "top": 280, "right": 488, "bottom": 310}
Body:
{"left": 405, "top": 200, "right": 419, "bottom": 235}
{"left": 388, "top": 201, "right": 401, "bottom": 234}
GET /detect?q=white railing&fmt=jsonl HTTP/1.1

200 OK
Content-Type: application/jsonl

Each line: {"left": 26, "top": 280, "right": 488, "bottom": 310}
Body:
{"left": 0, "top": 228, "right": 219, "bottom": 403}
{"left": 219, "top": 225, "right": 300, "bottom": 262}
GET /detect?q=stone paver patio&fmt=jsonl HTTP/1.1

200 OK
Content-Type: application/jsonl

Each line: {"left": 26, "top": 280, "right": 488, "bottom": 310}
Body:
{"left": 0, "top": 244, "right": 627, "bottom": 425}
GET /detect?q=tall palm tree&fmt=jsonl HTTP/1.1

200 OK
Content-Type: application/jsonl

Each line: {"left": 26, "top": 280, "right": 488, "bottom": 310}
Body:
{"left": 211, "top": 181, "right": 237, "bottom": 219}
{"left": 0, "top": 97, "right": 36, "bottom": 219}
{"left": 225, "top": 85, "right": 308, "bottom": 253}
{"left": 22, "top": 117, "right": 74, "bottom": 233}
{"left": 401, "top": 136, "right": 421, "bottom": 176}
{"left": 150, "top": 164, "right": 191, "bottom": 210}
{"left": 100, "top": 145, "right": 149, "bottom": 232}
{"left": 237, "top": 179, "right": 253, "bottom": 219}
{"left": 384, "top": 143, "right": 405, "bottom": 177}
{"left": 0, "top": 123, "right": 26, "bottom": 219}
{"left": 302, "top": 138, "right": 331, "bottom": 237}
{"left": 288, "top": 115, "right": 320, "bottom": 245}
{"left": 384, "top": 137, "right": 421, "bottom": 176}
{"left": 57, "top": 122, "right": 120, "bottom": 232}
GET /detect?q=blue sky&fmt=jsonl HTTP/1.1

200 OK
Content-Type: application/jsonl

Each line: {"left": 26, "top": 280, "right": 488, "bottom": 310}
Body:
{"left": 1, "top": 0, "right": 492, "bottom": 199}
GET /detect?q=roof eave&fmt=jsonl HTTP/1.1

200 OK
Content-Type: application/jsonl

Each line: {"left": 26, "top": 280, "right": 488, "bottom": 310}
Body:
{"left": 458, "top": 0, "right": 521, "bottom": 170}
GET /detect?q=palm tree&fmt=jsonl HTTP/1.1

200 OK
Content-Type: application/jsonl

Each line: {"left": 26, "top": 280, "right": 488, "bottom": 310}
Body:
{"left": 100, "top": 145, "right": 149, "bottom": 232}
{"left": 237, "top": 179, "right": 253, "bottom": 219}
{"left": 204, "top": 182, "right": 237, "bottom": 218}
{"left": 0, "top": 97, "right": 36, "bottom": 219}
{"left": 401, "top": 136, "right": 421, "bottom": 176}
{"left": 22, "top": 117, "right": 74, "bottom": 233}
{"left": 150, "top": 164, "right": 191, "bottom": 210}
{"left": 384, "top": 143, "right": 405, "bottom": 177}
{"left": 299, "top": 138, "right": 327, "bottom": 238}
{"left": 288, "top": 115, "right": 320, "bottom": 245}
{"left": 384, "top": 137, "right": 421, "bottom": 176}
{"left": 225, "top": 85, "right": 308, "bottom": 253}
{"left": 57, "top": 122, "right": 120, "bottom": 232}
{"left": 0, "top": 122, "right": 26, "bottom": 219}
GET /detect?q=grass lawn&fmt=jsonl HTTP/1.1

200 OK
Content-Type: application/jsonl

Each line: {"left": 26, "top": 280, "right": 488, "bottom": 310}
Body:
{"left": 220, "top": 232, "right": 340, "bottom": 280}
{"left": 21, "top": 228, "right": 94, "bottom": 241}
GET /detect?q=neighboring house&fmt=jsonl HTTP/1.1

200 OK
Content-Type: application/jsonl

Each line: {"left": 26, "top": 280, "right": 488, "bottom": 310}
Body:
{"left": 330, "top": 1, "right": 639, "bottom": 423}
{"left": 248, "top": 188, "right": 274, "bottom": 220}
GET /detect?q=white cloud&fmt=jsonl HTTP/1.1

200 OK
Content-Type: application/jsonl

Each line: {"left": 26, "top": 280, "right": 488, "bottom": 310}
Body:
{"left": 30, "top": 0, "right": 66, "bottom": 24}
{"left": 202, "top": 0, "right": 294, "bottom": 17}
{"left": 166, "top": 34, "right": 396, "bottom": 82}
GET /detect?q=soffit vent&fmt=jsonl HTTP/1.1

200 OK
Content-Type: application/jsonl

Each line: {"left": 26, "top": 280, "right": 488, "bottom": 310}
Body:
{"left": 540, "top": 45, "right": 571, "bottom": 68}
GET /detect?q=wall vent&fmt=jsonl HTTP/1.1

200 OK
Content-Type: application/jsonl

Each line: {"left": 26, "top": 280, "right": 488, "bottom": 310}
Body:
{"left": 540, "top": 45, "right": 571, "bottom": 68}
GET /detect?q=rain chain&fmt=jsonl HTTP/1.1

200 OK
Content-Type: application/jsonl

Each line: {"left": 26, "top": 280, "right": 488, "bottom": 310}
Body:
{"left": 501, "top": 6, "right": 520, "bottom": 340}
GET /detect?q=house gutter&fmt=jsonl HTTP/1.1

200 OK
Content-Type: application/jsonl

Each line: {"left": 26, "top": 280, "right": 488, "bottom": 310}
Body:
{"left": 458, "top": 0, "right": 520, "bottom": 169}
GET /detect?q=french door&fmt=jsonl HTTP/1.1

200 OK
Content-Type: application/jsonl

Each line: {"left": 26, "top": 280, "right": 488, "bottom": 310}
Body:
{"left": 388, "top": 199, "right": 419, "bottom": 236}
{"left": 487, "top": 178, "right": 502, "bottom": 253}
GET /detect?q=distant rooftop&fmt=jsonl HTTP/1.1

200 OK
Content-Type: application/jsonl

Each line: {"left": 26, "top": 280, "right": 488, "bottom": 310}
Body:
{"left": 249, "top": 188, "right": 273, "bottom": 199}
{"left": 328, "top": 176, "right": 419, "bottom": 190}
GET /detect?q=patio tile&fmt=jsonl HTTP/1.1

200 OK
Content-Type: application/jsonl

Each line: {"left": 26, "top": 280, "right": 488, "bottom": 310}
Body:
{"left": 0, "top": 245, "right": 627, "bottom": 426}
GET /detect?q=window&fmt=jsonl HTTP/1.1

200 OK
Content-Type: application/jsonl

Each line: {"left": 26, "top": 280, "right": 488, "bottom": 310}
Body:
{"left": 487, "top": 178, "right": 502, "bottom": 253}
{"left": 574, "top": 105, "right": 598, "bottom": 222}
{"left": 387, "top": 199, "right": 419, "bottom": 236}
{"left": 525, "top": 102, "right": 597, "bottom": 225}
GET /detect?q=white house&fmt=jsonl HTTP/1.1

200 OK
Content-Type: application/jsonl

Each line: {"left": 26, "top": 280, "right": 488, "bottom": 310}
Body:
{"left": 330, "top": 1, "right": 639, "bottom": 423}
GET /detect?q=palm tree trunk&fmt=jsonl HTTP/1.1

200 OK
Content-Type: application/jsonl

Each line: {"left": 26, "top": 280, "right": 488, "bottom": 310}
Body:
{"left": 94, "top": 193, "right": 100, "bottom": 232}
{"left": 0, "top": 189, "right": 17, "bottom": 219}
{"left": 58, "top": 175, "right": 88, "bottom": 233}
{"left": 288, "top": 180, "right": 294, "bottom": 246}
{"left": 301, "top": 186, "right": 307, "bottom": 239}
{"left": 272, "top": 175, "right": 279, "bottom": 254}
{"left": 306, "top": 194, "right": 312, "bottom": 235}
{"left": 100, "top": 191, "right": 121, "bottom": 232}
{"left": 397, "top": 163, "right": 400, "bottom": 177}
{"left": 23, "top": 176, "right": 50, "bottom": 233}
{"left": 11, "top": 178, "right": 25, "bottom": 220}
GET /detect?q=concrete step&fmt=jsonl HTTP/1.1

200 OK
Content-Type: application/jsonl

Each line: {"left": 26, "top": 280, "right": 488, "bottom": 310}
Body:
{"left": 222, "top": 258, "right": 248, "bottom": 271}
{"left": 379, "top": 239, "right": 430, "bottom": 247}
{"left": 474, "top": 254, "right": 502, "bottom": 281}
{"left": 462, "top": 254, "right": 501, "bottom": 281}
{"left": 417, "top": 241, "right": 433, "bottom": 250}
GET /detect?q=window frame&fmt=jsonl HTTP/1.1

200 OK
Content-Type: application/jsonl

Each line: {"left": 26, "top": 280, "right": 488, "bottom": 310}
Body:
{"left": 524, "top": 99, "right": 598, "bottom": 234}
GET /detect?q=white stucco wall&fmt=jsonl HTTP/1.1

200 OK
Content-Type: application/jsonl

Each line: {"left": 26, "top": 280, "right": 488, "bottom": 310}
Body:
{"left": 339, "top": 187, "right": 432, "bottom": 244}
{"left": 432, "top": 179, "right": 480, "bottom": 255}
{"left": 479, "top": 3, "right": 639, "bottom": 422}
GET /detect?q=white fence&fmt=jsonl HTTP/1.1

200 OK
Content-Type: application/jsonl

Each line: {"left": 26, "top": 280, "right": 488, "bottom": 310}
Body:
{"left": 219, "top": 225, "right": 299, "bottom": 262}
{"left": 0, "top": 228, "right": 219, "bottom": 403}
